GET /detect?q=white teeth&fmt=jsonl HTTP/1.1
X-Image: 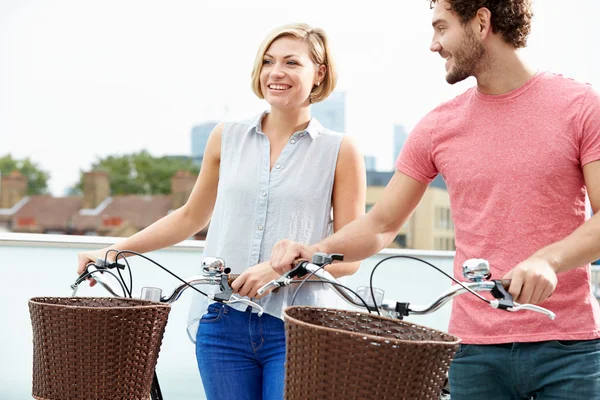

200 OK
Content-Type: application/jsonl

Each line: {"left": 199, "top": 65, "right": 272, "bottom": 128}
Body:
{"left": 269, "top": 85, "right": 290, "bottom": 90}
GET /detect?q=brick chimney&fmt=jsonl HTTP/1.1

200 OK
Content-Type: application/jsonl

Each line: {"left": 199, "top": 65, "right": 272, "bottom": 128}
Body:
{"left": 83, "top": 171, "right": 110, "bottom": 209}
{"left": 0, "top": 171, "right": 28, "bottom": 208}
{"left": 171, "top": 170, "right": 197, "bottom": 209}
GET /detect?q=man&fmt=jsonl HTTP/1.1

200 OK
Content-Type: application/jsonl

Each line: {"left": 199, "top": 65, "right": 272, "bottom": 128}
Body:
{"left": 270, "top": 0, "right": 600, "bottom": 398}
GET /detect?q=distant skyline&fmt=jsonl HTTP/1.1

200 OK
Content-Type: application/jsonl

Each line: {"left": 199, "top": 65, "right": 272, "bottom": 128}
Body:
{"left": 1, "top": 0, "right": 599, "bottom": 195}
{"left": 312, "top": 91, "right": 346, "bottom": 134}
{"left": 191, "top": 121, "right": 217, "bottom": 164}
{"left": 393, "top": 124, "right": 408, "bottom": 170}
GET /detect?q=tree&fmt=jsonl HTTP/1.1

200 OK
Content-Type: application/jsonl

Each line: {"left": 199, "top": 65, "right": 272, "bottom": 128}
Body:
{"left": 73, "top": 150, "right": 200, "bottom": 195}
{"left": 0, "top": 154, "right": 50, "bottom": 195}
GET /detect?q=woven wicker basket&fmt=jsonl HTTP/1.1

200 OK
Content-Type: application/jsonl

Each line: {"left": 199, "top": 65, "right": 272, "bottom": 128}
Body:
{"left": 29, "top": 297, "right": 171, "bottom": 400}
{"left": 283, "top": 306, "right": 461, "bottom": 400}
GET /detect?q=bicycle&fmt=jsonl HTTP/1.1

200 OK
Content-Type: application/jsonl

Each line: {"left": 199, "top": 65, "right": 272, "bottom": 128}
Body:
{"left": 29, "top": 251, "right": 555, "bottom": 400}
{"left": 256, "top": 253, "right": 555, "bottom": 399}
{"left": 29, "top": 251, "right": 263, "bottom": 400}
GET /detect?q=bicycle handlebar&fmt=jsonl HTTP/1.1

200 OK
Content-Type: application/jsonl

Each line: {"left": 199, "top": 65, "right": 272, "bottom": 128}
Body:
{"left": 71, "top": 253, "right": 556, "bottom": 321}
{"left": 71, "top": 258, "right": 265, "bottom": 316}
{"left": 257, "top": 257, "right": 556, "bottom": 320}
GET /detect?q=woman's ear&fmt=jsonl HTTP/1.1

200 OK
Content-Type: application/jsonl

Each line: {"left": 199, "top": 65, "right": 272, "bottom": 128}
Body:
{"left": 316, "top": 64, "right": 327, "bottom": 85}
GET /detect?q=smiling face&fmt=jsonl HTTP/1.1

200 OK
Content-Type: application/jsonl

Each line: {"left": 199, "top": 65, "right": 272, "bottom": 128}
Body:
{"left": 259, "top": 36, "right": 325, "bottom": 109}
{"left": 430, "top": 0, "right": 485, "bottom": 84}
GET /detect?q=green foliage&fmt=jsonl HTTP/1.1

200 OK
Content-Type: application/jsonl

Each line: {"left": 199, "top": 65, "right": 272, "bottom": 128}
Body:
{"left": 0, "top": 154, "right": 50, "bottom": 195}
{"left": 72, "top": 150, "right": 200, "bottom": 195}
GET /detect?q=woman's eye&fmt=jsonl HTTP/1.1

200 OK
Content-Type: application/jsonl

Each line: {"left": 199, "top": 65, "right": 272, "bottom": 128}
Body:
{"left": 262, "top": 59, "right": 273, "bottom": 65}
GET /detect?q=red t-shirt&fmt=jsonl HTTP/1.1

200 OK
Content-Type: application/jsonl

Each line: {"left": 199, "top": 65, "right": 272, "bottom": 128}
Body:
{"left": 396, "top": 72, "right": 600, "bottom": 344}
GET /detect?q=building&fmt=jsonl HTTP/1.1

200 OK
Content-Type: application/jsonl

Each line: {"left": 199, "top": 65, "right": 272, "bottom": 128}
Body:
{"left": 311, "top": 91, "right": 345, "bottom": 132}
{"left": 393, "top": 124, "right": 408, "bottom": 166}
{"left": 366, "top": 171, "right": 454, "bottom": 250}
{"left": 0, "top": 166, "right": 454, "bottom": 250}
{"left": 364, "top": 156, "right": 376, "bottom": 171}
{"left": 0, "top": 170, "right": 206, "bottom": 239}
{"left": 191, "top": 122, "right": 218, "bottom": 164}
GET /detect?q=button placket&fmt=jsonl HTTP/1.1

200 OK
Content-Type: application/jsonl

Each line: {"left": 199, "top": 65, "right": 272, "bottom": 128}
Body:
{"left": 251, "top": 133, "right": 271, "bottom": 261}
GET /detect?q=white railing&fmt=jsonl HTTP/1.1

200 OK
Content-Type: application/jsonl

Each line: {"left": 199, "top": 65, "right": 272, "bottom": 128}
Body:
{"left": 2, "top": 232, "right": 598, "bottom": 400}
{"left": 0, "top": 232, "right": 457, "bottom": 399}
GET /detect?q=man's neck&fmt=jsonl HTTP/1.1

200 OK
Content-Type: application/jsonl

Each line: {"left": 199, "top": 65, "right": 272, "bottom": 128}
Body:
{"left": 475, "top": 50, "right": 537, "bottom": 95}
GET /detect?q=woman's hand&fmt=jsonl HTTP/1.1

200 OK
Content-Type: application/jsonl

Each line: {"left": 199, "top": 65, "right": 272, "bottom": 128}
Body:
{"left": 76, "top": 248, "right": 113, "bottom": 287}
{"left": 231, "top": 261, "right": 281, "bottom": 299}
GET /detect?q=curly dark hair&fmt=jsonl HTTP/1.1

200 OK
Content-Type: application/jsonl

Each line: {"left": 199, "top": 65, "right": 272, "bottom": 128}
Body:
{"left": 429, "top": 0, "right": 533, "bottom": 48}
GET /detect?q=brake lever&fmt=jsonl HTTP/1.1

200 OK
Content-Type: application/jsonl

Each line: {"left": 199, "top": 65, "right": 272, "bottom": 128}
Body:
{"left": 71, "top": 259, "right": 127, "bottom": 292}
{"left": 71, "top": 267, "right": 123, "bottom": 297}
{"left": 257, "top": 280, "right": 286, "bottom": 296}
{"left": 257, "top": 259, "right": 310, "bottom": 296}
{"left": 71, "top": 263, "right": 95, "bottom": 292}
{"left": 224, "top": 295, "right": 264, "bottom": 316}
{"left": 507, "top": 302, "right": 556, "bottom": 320}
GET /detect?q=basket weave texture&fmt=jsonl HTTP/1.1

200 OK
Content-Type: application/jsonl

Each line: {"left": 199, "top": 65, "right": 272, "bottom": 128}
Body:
{"left": 29, "top": 297, "right": 171, "bottom": 400}
{"left": 283, "top": 306, "right": 461, "bottom": 400}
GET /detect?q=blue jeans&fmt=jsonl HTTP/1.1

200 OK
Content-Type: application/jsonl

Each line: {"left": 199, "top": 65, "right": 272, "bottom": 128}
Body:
{"left": 195, "top": 303, "right": 286, "bottom": 400}
{"left": 449, "top": 340, "right": 600, "bottom": 399}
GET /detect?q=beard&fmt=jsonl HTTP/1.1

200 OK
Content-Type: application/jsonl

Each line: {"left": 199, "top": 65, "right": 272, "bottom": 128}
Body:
{"left": 446, "top": 28, "right": 485, "bottom": 84}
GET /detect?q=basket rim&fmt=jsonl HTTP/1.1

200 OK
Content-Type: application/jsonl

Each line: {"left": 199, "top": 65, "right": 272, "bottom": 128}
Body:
{"left": 283, "top": 305, "right": 462, "bottom": 346}
{"left": 29, "top": 296, "right": 171, "bottom": 310}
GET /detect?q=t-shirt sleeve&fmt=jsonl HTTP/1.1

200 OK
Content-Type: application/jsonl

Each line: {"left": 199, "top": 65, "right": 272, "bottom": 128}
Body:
{"left": 395, "top": 114, "right": 438, "bottom": 184}
{"left": 579, "top": 86, "right": 600, "bottom": 167}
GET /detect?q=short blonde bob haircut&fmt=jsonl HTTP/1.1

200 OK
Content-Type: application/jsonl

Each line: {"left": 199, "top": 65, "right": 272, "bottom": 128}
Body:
{"left": 250, "top": 23, "right": 337, "bottom": 104}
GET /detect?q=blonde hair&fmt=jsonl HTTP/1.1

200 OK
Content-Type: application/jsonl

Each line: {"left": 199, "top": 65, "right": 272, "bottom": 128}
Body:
{"left": 250, "top": 23, "right": 337, "bottom": 104}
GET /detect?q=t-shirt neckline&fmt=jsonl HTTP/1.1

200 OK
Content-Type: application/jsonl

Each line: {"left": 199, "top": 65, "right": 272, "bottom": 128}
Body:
{"left": 474, "top": 71, "right": 545, "bottom": 102}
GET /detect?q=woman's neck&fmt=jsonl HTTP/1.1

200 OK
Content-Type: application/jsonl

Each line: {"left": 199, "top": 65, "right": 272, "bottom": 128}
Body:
{"left": 262, "top": 106, "right": 312, "bottom": 139}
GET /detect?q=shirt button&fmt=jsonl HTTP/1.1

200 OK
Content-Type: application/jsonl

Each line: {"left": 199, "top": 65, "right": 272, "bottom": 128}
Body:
{"left": 258, "top": 224, "right": 264, "bottom": 231}
{"left": 275, "top": 164, "right": 281, "bottom": 169}
{"left": 262, "top": 192, "right": 267, "bottom": 197}
{"left": 290, "top": 139, "right": 296, "bottom": 144}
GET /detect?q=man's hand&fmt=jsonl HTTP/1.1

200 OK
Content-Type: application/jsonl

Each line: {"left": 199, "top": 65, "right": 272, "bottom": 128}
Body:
{"left": 231, "top": 261, "right": 281, "bottom": 299}
{"left": 503, "top": 256, "right": 558, "bottom": 305}
{"left": 270, "top": 240, "right": 317, "bottom": 275}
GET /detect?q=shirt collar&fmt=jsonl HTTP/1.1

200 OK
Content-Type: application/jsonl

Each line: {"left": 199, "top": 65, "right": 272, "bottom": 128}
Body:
{"left": 249, "top": 110, "right": 322, "bottom": 139}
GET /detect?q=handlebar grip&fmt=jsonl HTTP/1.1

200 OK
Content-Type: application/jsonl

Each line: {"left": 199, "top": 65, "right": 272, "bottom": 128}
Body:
{"left": 292, "top": 259, "right": 308, "bottom": 268}
{"left": 227, "top": 274, "right": 240, "bottom": 286}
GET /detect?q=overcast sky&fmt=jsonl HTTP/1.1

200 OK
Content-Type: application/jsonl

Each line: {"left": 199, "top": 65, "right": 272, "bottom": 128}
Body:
{"left": 1, "top": 0, "right": 599, "bottom": 195}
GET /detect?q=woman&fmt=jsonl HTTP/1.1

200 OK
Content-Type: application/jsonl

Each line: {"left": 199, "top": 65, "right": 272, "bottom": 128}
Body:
{"left": 77, "top": 23, "right": 366, "bottom": 400}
